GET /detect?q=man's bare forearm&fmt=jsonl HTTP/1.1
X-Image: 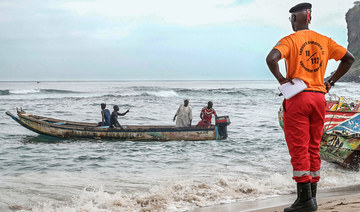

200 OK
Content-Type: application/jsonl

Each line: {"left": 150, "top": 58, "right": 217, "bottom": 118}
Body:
{"left": 328, "top": 51, "right": 355, "bottom": 83}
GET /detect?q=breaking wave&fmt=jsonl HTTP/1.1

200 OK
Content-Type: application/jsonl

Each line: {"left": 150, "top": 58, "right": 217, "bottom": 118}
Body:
{"left": 19, "top": 174, "right": 292, "bottom": 212}
{"left": 18, "top": 169, "right": 360, "bottom": 212}
{"left": 99, "top": 90, "right": 180, "bottom": 98}
{"left": 0, "top": 90, "right": 10, "bottom": 95}
{"left": 175, "top": 88, "right": 276, "bottom": 96}
{"left": 91, "top": 88, "right": 278, "bottom": 101}
{"left": 0, "top": 89, "right": 79, "bottom": 95}
{"left": 144, "top": 90, "right": 179, "bottom": 98}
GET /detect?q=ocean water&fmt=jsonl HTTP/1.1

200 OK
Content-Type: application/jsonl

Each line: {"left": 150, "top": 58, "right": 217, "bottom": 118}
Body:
{"left": 0, "top": 80, "right": 359, "bottom": 212}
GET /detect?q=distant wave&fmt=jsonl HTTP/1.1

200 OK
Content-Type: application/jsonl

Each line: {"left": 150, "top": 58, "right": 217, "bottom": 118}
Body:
{"left": 41, "top": 89, "right": 78, "bottom": 94}
{"left": 101, "top": 90, "right": 180, "bottom": 98}
{"left": 0, "top": 89, "right": 79, "bottom": 95}
{"left": 96, "top": 88, "right": 275, "bottom": 99}
{"left": 143, "top": 90, "right": 179, "bottom": 97}
{"left": 175, "top": 88, "right": 275, "bottom": 96}
{"left": 0, "top": 90, "right": 10, "bottom": 95}
{"left": 129, "top": 87, "right": 275, "bottom": 96}
{"left": 120, "top": 86, "right": 277, "bottom": 97}
{"left": 0, "top": 87, "right": 276, "bottom": 99}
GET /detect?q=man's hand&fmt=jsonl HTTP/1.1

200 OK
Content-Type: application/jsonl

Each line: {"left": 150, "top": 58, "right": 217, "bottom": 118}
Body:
{"left": 279, "top": 77, "right": 294, "bottom": 85}
{"left": 324, "top": 81, "right": 332, "bottom": 92}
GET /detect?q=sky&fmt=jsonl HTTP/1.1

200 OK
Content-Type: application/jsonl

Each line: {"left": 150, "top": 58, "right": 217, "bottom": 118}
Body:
{"left": 0, "top": 0, "right": 356, "bottom": 81}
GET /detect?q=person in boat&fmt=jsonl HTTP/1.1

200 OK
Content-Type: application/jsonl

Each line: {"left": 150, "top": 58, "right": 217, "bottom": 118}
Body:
{"left": 109, "top": 105, "right": 130, "bottom": 129}
{"left": 173, "top": 99, "right": 193, "bottom": 127}
{"left": 196, "top": 101, "right": 217, "bottom": 127}
{"left": 97, "top": 103, "right": 111, "bottom": 126}
{"left": 266, "top": 3, "right": 354, "bottom": 211}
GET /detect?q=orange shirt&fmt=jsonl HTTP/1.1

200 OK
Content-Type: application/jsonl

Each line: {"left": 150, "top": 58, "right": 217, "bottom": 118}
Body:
{"left": 273, "top": 30, "right": 347, "bottom": 93}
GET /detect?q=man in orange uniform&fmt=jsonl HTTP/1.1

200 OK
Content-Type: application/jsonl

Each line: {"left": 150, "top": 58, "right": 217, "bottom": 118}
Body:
{"left": 266, "top": 3, "right": 354, "bottom": 212}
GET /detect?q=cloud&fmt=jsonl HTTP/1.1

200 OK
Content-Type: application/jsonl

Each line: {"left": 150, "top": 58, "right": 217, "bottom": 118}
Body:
{"left": 58, "top": 0, "right": 354, "bottom": 28}
{"left": 0, "top": 0, "right": 356, "bottom": 80}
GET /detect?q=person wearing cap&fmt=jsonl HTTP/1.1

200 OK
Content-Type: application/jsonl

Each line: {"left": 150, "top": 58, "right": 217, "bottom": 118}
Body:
{"left": 266, "top": 2, "right": 354, "bottom": 212}
{"left": 97, "top": 103, "right": 111, "bottom": 126}
{"left": 173, "top": 99, "right": 193, "bottom": 127}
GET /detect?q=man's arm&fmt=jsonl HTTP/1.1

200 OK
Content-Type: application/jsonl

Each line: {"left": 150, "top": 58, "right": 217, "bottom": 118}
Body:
{"left": 101, "top": 110, "right": 105, "bottom": 126}
{"left": 173, "top": 106, "right": 180, "bottom": 122}
{"left": 266, "top": 49, "right": 293, "bottom": 85}
{"left": 117, "top": 109, "right": 130, "bottom": 116}
{"left": 113, "top": 116, "right": 123, "bottom": 129}
{"left": 325, "top": 51, "right": 355, "bottom": 91}
{"left": 115, "top": 120, "right": 123, "bottom": 129}
{"left": 189, "top": 109, "right": 193, "bottom": 126}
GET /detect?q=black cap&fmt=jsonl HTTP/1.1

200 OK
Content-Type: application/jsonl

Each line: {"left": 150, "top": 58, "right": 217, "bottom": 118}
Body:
{"left": 289, "top": 3, "right": 312, "bottom": 13}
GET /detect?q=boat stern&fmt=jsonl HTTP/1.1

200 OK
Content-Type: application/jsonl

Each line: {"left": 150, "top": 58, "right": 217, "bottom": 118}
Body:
{"left": 215, "top": 116, "right": 231, "bottom": 139}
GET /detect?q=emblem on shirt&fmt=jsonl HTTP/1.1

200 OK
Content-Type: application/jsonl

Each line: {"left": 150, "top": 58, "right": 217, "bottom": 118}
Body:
{"left": 299, "top": 41, "right": 324, "bottom": 73}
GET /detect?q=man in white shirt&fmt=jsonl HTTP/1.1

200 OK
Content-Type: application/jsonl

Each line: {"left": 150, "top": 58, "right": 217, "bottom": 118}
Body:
{"left": 173, "top": 99, "right": 193, "bottom": 127}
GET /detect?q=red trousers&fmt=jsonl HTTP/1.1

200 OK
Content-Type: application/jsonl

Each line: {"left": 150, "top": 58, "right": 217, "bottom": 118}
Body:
{"left": 283, "top": 92, "right": 326, "bottom": 183}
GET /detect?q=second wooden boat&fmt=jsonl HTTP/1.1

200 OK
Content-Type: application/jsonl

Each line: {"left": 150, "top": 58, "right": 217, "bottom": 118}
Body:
{"left": 278, "top": 95, "right": 360, "bottom": 169}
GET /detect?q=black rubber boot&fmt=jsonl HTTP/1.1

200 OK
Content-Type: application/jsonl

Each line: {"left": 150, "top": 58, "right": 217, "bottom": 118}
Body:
{"left": 284, "top": 183, "right": 316, "bottom": 212}
{"left": 311, "top": 183, "right": 318, "bottom": 211}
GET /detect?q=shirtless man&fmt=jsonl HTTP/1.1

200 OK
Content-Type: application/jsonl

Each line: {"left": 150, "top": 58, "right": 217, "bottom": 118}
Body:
{"left": 109, "top": 105, "right": 130, "bottom": 129}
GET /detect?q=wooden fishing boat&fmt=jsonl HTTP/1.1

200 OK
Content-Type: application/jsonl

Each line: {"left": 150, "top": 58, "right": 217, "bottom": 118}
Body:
{"left": 6, "top": 110, "right": 230, "bottom": 141}
{"left": 278, "top": 95, "right": 360, "bottom": 169}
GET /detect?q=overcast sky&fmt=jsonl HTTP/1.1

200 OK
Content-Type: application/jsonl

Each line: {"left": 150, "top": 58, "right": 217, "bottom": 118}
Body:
{"left": 0, "top": 0, "right": 356, "bottom": 81}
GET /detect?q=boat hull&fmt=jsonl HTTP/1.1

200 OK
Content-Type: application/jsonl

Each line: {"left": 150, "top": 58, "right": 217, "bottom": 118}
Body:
{"left": 320, "top": 134, "right": 360, "bottom": 169}
{"left": 278, "top": 96, "right": 360, "bottom": 169}
{"left": 6, "top": 111, "right": 224, "bottom": 141}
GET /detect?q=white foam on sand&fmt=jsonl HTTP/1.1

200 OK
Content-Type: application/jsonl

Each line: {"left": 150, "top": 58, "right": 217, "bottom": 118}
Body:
{"left": 6, "top": 166, "right": 360, "bottom": 212}
{"left": 20, "top": 173, "right": 297, "bottom": 212}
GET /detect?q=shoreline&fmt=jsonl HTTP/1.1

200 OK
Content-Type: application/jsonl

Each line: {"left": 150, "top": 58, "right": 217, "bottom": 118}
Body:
{"left": 190, "top": 185, "right": 360, "bottom": 212}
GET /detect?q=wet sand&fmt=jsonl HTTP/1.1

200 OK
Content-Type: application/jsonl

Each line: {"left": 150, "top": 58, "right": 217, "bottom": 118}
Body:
{"left": 253, "top": 194, "right": 360, "bottom": 212}
{"left": 191, "top": 186, "right": 360, "bottom": 212}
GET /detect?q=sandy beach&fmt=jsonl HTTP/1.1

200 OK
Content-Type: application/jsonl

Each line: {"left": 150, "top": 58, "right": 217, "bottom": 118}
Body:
{"left": 191, "top": 185, "right": 360, "bottom": 212}
{"left": 253, "top": 194, "right": 360, "bottom": 212}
